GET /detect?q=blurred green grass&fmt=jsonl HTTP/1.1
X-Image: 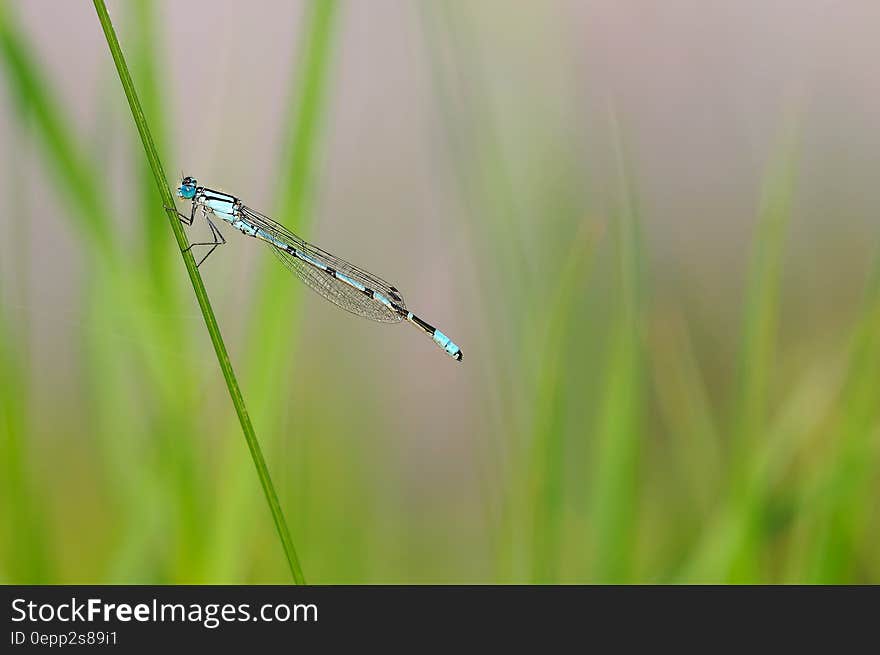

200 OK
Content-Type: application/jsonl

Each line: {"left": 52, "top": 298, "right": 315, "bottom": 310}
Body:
{"left": 1, "top": 0, "right": 879, "bottom": 584}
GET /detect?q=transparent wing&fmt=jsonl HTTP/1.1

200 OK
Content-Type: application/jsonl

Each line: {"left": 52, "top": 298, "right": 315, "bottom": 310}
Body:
{"left": 241, "top": 206, "right": 406, "bottom": 323}
{"left": 270, "top": 248, "right": 403, "bottom": 322}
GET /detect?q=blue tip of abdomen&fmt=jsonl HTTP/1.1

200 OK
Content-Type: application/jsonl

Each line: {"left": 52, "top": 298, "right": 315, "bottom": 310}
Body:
{"left": 433, "top": 329, "right": 463, "bottom": 361}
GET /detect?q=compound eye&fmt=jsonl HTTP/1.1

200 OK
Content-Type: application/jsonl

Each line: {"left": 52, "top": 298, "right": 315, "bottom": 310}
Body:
{"left": 178, "top": 181, "right": 197, "bottom": 199}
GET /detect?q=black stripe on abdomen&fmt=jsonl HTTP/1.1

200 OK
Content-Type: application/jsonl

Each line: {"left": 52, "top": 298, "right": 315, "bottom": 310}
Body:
{"left": 409, "top": 313, "right": 435, "bottom": 335}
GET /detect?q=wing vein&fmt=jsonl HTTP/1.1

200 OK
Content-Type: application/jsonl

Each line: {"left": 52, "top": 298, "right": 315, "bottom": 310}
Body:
{"left": 241, "top": 206, "right": 405, "bottom": 323}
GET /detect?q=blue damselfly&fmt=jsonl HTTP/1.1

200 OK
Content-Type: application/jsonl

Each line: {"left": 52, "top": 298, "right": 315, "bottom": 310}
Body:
{"left": 169, "top": 176, "right": 462, "bottom": 362}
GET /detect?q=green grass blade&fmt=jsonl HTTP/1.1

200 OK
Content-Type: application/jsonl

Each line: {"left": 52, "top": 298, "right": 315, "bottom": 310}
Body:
{"left": 733, "top": 127, "right": 798, "bottom": 451}
{"left": 529, "top": 224, "right": 598, "bottom": 582}
{"left": 589, "top": 110, "right": 644, "bottom": 583}
{"left": 204, "top": 0, "right": 341, "bottom": 582}
{"left": 0, "top": 295, "right": 54, "bottom": 582}
{"left": 245, "top": 0, "right": 340, "bottom": 374}
{"left": 649, "top": 314, "right": 723, "bottom": 518}
{"left": 91, "top": 0, "right": 305, "bottom": 584}
{"left": 682, "top": 122, "right": 799, "bottom": 582}
{"left": 726, "top": 124, "right": 798, "bottom": 581}
{"left": 122, "top": 0, "right": 206, "bottom": 580}
{"left": 276, "top": 0, "right": 340, "bottom": 233}
{"left": 240, "top": 0, "right": 340, "bottom": 399}
{"left": 0, "top": 79, "right": 54, "bottom": 583}
{"left": 127, "top": 0, "right": 175, "bottom": 288}
{"left": 0, "top": 2, "right": 111, "bottom": 251}
{"left": 802, "top": 243, "right": 880, "bottom": 582}
{"left": 0, "top": 2, "right": 206, "bottom": 581}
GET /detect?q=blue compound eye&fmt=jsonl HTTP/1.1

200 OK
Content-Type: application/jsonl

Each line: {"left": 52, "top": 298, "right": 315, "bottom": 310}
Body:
{"left": 178, "top": 178, "right": 197, "bottom": 199}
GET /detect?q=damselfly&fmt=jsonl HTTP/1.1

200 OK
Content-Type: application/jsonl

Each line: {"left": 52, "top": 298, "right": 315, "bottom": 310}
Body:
{"left": 168, "top": 176, "right": 463, "bottom": 362}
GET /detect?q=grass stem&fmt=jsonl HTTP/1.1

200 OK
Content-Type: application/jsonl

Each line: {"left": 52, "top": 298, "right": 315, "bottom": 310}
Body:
{"left": 91, "top": 0, "right": 305, "bottom": 584}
